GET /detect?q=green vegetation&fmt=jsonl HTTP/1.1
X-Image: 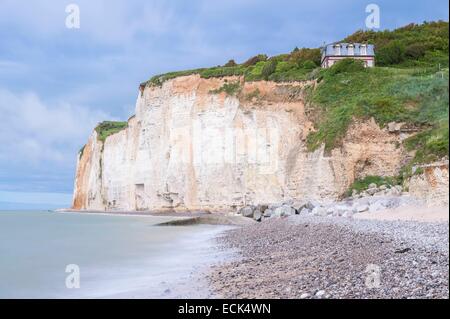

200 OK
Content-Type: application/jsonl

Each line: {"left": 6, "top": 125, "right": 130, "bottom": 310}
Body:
{"left": 95, "top": 121, "right": 128, "bottom": 142}
{"left": 142, "top": 21, "right": 448, "bottom": 86}
{"left": 224, "top": 59, "right": 237, "bottom": 67}
{"left": 142, "top": 47, "right": 323, "bottom": 87}
{"left": 345, "top": 175, "right": 400, "bottom": 197}
{"left": 306, "top": 21, "right": 448, "bottom": 185}
{"left": 307, "top": 62, "right": 448, "bottom": 155}
{"left": 209, "top": 81, "right": 242, "bottom": 96}
{"left": 344, "top": 21, "right": 448, "bottom": 67}
{"left": 243, "top": 88, "right": 261, "bottom": 101}
{"left": 79, "top": 144, "right": 86, "bottom": 157}
{"left": 143, "top": 68, "right": 207, "bottom": 86}
{"left": 139, "top": 21, "right": 448, "bottom": 182}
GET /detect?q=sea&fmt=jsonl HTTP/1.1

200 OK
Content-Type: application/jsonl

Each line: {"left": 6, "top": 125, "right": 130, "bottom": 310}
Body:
{"left": 0, "top": 210, "right": 231, "bottom": 298}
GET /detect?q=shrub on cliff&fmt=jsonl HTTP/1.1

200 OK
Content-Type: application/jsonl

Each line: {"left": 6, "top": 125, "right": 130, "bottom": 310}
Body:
{"left": 224, "top": 59, "right": 237, "bottom": 67}
{"left": 243, "top": 54, "right": 268, "bottom": 67}
{"left": 405, "top": 43, "right": 428, "bottom": 59}
{"left": 376, "top": 41, "right": 406, "bottom": 66}
{"left": 244, "top": 61, "right": 267, "bottom": 81}
{"left": 326, "top": 58, "right": 365, "bottom": 76}
{"left": 261, "top": 60, "right": 277, "bottom": 80}
{"left": 201, "top": 65, "right": 246, "bottom": 78}
{"left": 209, "top": 81, "right": 242, "bottom": 96}
{"left": 289, "top": 48, "right": 321, "bottom": 66}
{"left": 344, "top": 20, "right": 449, "bottom": 67}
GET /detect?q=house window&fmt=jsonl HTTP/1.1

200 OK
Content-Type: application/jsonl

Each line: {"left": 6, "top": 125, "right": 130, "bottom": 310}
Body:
{"left": 334, "top": 44, "right": 341, "bottom": 55}
{"left": 348, "top": 44, "right": 354, "bottom": 55}
{"left": 360, "top": 44, "right": 367, "bottom": 55}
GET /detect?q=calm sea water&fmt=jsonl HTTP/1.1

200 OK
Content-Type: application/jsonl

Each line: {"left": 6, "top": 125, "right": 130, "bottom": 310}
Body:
{"left": 0, "top": 211, "right": 230, "bottom": 298}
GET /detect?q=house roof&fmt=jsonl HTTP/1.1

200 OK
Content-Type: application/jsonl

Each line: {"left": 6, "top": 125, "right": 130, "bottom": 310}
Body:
{"left": 321, "top": 43, "right": 375, "bottom": 57}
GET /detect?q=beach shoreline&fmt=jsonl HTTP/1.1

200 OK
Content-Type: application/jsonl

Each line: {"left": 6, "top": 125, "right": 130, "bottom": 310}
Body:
{"left": 56, "top": 205, "right": 449, "bottom": 299}
{"left": 55, "top": 209, "right": 256, "bottom": 226}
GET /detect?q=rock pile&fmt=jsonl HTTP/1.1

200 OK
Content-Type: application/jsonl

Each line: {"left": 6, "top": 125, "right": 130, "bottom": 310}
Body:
{"left": 236, "top": 184, "right": 418, "bottom": 222}
{"left": 351, "top": 183, "right": 405, "bottom": 198}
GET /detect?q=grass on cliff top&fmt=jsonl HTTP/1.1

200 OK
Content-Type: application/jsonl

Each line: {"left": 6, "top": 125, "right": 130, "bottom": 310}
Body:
{"left": 142, "top": 21, "right": 448, "bottom": 88}
{"left": 95, "top": 121, "right": 128, "bottom": 142}
{"left": 142, "top": 49, "right": 323, "bottom": 87}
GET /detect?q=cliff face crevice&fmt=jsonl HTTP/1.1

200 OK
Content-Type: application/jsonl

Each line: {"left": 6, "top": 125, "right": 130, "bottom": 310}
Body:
{"left": 72, "top": 75, "right": 409, "bottom": 211}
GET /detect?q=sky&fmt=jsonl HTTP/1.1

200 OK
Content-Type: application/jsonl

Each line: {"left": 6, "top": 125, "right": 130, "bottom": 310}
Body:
{"left": 0, "top": 0, "right": 448, "bottom": 209}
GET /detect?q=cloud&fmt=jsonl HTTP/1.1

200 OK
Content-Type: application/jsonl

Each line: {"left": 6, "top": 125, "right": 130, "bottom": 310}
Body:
{"left": 0, "top": 0, "right": 448, "bottom": 197}
{"left": 0, "top": 0, "right": 178, "bottom": 44}
{"left": 0, "top": 88, "right": 112, "bottom": 166}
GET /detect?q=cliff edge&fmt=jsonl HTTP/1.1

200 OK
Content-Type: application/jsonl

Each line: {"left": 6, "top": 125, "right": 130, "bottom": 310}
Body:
{"left": 72, "top": 75, "right": 412, "bottom": 211}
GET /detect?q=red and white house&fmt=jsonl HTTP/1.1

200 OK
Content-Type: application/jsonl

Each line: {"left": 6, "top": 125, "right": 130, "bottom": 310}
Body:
{"left": 321, "top": 43, "right": 375, "bottom": 68}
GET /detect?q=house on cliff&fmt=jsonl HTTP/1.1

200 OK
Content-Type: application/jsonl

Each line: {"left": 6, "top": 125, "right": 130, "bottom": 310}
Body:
{"left": 321, "top": 43, "right": 375, "bottom": 68}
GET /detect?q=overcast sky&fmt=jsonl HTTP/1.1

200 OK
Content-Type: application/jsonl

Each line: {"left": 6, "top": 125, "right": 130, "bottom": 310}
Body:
{"left": 0, "top": 0, "right": 448, "bottom": 209}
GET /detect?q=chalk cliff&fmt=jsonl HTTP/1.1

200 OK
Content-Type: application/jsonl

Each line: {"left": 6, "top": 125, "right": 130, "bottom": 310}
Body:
{"left": 72, "top": 75, "right": 409, "bottom": 211}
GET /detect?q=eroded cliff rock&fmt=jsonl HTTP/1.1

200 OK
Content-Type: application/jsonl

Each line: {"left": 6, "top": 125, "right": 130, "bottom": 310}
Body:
{"left": 408, "top": 161, "right": 449, "bottom": 206}
{"left": 72, "top": 75, "right": 409, "bottom": 211}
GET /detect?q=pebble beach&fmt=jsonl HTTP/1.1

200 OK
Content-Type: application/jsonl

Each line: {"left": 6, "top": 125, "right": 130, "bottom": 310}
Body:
{"left": 208, "top": 215, "right": 449, "bottom": 299}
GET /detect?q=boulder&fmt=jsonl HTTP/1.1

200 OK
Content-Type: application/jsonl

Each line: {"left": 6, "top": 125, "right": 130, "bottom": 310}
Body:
{"left": 292, "top": 200, "right": 306, "bottom": 211}
{"left": 374, "top": 190, "right": 386, "bottom": 197}
{"left": 274, "top": 205, "right": 296, "bottom": 217}
{"left": 335, "top": 204, "right": 351, "bottom": 211}
{"left": 256, "top": 204, "right": 269, "bottom": 213}
{"left": 263, "top": 208, "right": 272, "bottom": 218}
{"left": 315, "top": 290, "right": 326, "bottom": 298}
{"left": 368, "top": 183, "right": 378, "bottom": 189}
{"left": 239, "top": 206, "right": 255, "bottom": 218}
{"left": 366, "top": 187, "right": 378, "bottom": 196}
{"left": 387, "top": 121, "right": 404, "bottom": 133}
{"left": 360, "top": 191, "right": 369, "bottom": 198}
{"left": 268, "top": 203, "right": 282, "bottom": 210}
{"left": 369, "top": 201, "right": 386, "bottom": 212}
{"left": 253, "top": 210, "right": 262, "bottom": 222}
{"left": 299, "top": 208, "right": 311, "bottom": 215}
{"left": 304, "top": 200, "right": 320, "bottom": 211}
{"left": 282, "top": 205, "right": 297, "bottom": 216}
{"left": 356, "top": 204, "right": 369, "bottom": 213}
{"left": 387, "top": 187, "right": 401, "bottom": 196}
{"left": 282, "top": 199, "right": 294, "bottom": 206}
{"left": 312, "top": 207, "right": 327, "bottom": 217}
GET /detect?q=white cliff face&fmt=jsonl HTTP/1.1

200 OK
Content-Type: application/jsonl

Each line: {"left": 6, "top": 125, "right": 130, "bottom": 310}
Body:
{"left": 73, "top": 75, "right": 407, "bottom": 211}
{"left": 408, "top": 161, "right": 449, "bottom": 207}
